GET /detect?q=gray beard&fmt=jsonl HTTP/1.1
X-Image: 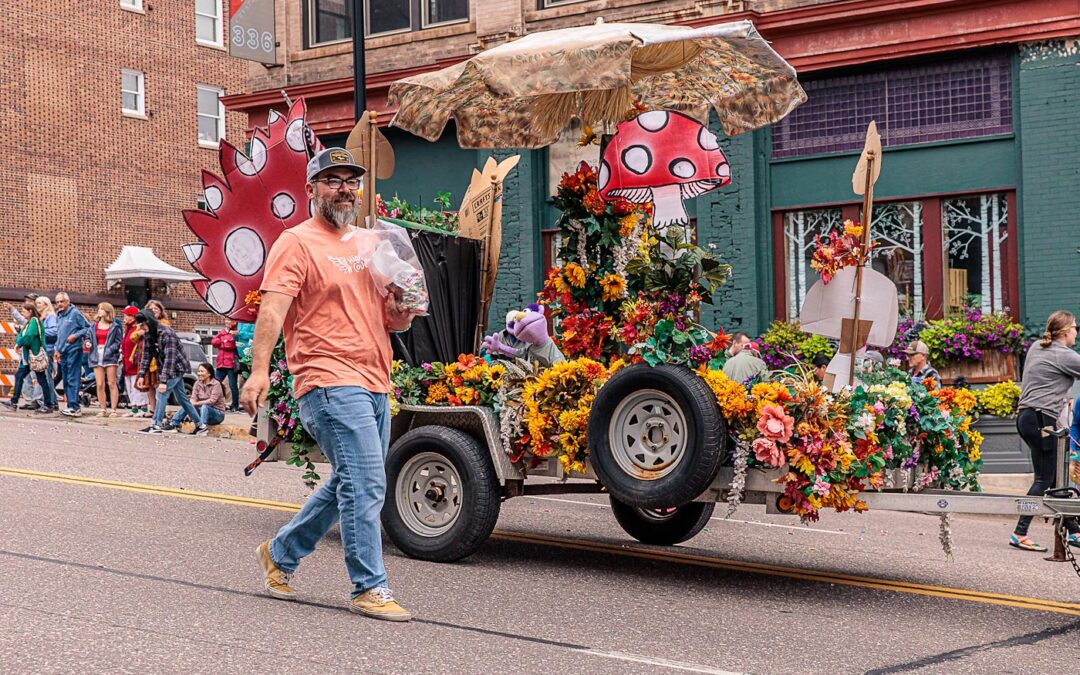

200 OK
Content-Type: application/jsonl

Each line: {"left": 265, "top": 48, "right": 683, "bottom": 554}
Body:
{"left": 315, "top": 193, "right": 358, "bottom": 229}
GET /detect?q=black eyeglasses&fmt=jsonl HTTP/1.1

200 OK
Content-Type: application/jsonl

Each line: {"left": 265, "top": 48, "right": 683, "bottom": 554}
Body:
{"left": 314, "top": 177, "right": 362, "bottom": 190}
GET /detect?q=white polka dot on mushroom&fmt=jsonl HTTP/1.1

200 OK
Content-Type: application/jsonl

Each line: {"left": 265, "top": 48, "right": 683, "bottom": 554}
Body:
{"left": 286, "top": 119, "right": 308, "bottom": 152}
{"left": 237, "top": 137, "right": 267, "bottom": 176}
{"left": 698, "top": 126, "right": 720, "bottom": 150}
{"left": 623, "top": 146, "right": 652, "bottom": 175}
{"left": 671, "top": 159, "right": 696, "bottom": 179}
{"left": 636, "top": 110, "right": 669, "bottom": 132}
{"left": 598, "top": 161, "right": 610, "bottom": 191}
{"left": 181, "top": 243, "right": 204, "bottom": 265}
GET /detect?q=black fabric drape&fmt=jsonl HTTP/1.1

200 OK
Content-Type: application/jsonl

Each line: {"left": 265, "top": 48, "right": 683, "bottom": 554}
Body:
{"left": 392, "top": 231, "right": 481, "bottom": 365}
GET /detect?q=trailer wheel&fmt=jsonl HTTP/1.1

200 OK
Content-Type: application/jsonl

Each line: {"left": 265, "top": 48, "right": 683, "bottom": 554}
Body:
{"left": 610, "top": 497, "right": 714, "bottom": 545}
{"left": 589, "top": 364, "right": 725, "bottom": 508}
{"left": 382, "top": 426, "right": 501, "bottom": 563}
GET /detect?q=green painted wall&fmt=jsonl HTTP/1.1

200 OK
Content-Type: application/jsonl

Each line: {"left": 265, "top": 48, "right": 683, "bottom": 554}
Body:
{"left": 770, "top": 137, "right": 1017, "bottom": 209}
{"left": 697, "top": 126, "right": 774, "bottom": 336}
{"left": 1016, "top": 39, "right": 1080, "bottom": 330}
{"left": 379, "top": 126, "right": 475, "bottom": 209}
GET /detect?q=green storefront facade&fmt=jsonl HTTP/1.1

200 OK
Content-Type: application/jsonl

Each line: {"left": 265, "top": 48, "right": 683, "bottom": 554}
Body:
{"left": 338, "top": 39, "right": 1079, "bottom": 337}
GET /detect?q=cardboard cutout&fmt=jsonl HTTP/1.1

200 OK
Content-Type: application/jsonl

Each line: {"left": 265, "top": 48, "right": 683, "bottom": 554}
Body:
{"left": 597, "top": 110, "right": 731, "bottom": 229}
{"left": 181, "top": 99, "right": 322, "bottom": 320}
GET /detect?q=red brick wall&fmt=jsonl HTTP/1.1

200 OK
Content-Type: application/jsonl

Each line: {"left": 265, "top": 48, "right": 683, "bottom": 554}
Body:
{"left": 0, "top": 2, "right": 247, "bottom": 331}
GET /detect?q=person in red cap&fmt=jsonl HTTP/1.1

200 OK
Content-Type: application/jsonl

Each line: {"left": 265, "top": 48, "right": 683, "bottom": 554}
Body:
{"left": 119, "top": 305, "right": 148, "bottom": 416}
{"left": 722, "top": 338, "right": 767, "bottom": 384}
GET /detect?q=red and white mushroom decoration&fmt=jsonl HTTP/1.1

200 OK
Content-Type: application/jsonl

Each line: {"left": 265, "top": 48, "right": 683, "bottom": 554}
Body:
{"left": 598, "top": 110, "right": 731, "bottom": 230}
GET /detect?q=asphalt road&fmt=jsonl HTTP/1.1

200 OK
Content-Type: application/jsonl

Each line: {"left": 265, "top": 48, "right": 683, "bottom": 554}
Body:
{"left": 2, "top": 410, "right": 1079, "bottom": 674}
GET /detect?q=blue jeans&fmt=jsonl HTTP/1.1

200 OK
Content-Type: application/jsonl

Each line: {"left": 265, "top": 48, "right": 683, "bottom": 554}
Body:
{"left": 170, "top": 404, "right": 224, "bottom": 428}
{"left": 152, "top": 376, "right": 200, "bottom": 428}
{"left": 269, "top": 386, "right": 391, "bottom": 596}
{"left": 215, "top": 367, "right": 239, "bottom": 410}
{"left": 12, "top": 363, "right": 57, "bottom": 408}
{"left": 60, "top": 349, "right": 82, "bottom": 410}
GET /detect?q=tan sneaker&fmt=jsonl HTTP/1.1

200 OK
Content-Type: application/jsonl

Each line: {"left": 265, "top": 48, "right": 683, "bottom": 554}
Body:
{"left": 349, "top": 587, "right": 412, "bottom": 622}
{"left": 256, "top": 540, "right": 296, "bottom": 600}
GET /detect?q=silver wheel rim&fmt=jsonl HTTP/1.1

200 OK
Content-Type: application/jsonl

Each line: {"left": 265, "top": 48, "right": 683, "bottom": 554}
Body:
{"left": 396, "top": 451, "right": 463, "bottom": 537}
{"left": 608, "top": 388, "right": 688, "bottom": 481}
{"left": 634, "top": 506, "right": 681, "bottom": 522}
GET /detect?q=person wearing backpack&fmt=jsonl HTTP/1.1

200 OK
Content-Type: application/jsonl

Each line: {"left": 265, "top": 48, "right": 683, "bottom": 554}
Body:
{"left": 2, "top": 302, "right": 57, "bottom": 413}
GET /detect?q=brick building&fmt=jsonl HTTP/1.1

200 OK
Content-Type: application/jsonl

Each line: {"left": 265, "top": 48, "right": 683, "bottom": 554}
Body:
{"left": 0, "top": 0, "right": 247, "bottom": 353}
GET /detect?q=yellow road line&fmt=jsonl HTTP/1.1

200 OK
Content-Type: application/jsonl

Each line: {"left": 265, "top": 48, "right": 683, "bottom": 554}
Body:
{"left": 3, "top": 465, "right": 1079, "bottom": 617}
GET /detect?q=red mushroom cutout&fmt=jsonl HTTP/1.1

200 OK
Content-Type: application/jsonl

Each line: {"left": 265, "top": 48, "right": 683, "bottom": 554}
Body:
{"left": 598, "top": 110, "right": 731, "bottom": 230}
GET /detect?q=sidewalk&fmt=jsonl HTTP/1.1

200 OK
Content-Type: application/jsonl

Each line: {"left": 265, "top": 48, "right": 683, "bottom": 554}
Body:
{"left": 0, "top": 405, "right": 254, "bottom": 440}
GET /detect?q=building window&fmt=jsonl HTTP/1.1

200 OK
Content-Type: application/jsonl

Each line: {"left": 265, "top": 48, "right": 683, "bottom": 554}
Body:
{"left": 306, "top": 0, "right": 468, "bottom": 45}
{"left": 540, "top": 0, "right": 584, "bottom": 7}
{"left": 772, "top": 53, "right": 1013, "bottom": 159}
{"left": 120, "top": 0, "right": 143, "bottom": 11}
{"left": 197, "top": 85, "right": 225, "bottom": 147}
{"left": 122, "top": 69, "right": 145, "bottom": 116}
{"left": 776, "top": 191, "right": 1015, "bottom": 322}
{"left": 196, "top": 0, "right": 223, "bottom": 46}
{"left": 369, "top": 0, "right": 411, "bottom": 35}
{"left": 423, "top": 0, "right": 468, "bottom": 27}
{"left": 943, "top": 193, "right": 1010, "bottom": 314}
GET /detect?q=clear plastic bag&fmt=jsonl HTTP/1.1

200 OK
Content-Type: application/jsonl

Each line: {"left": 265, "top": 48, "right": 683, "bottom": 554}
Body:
{"left": 342, "top": 219, "right": 430, "bottom": 315}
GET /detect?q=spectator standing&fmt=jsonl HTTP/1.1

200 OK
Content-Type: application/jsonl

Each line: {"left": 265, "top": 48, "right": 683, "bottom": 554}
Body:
{"left": 88, "top": 303, "right": 123, "bottom": 416}
{"left": 169, "top": 363, "right": 225, "bottom": 435}
{"left": 1010, "top": 311, "right": 1080, "bottom": 551}
{"left": 119, "top": 306, "right": 148, "bottom": 416}
{"left": 53, "top": 292, "right": 90, "bottom": 417}
{"left": 811, "top": 353, "right": 831, "bottom": 384}
{"left": 145, "top": 299, "right": 169, "bottom": 326}
{"left": 726, "top": 331, "right": 750, "bottom": 359}
{"left": 905, "top": 340, "right": 940, "bottom": 385}
{"left": 212, "top": 318, "right": 241, "bottom": 412}
{"left": 136, "top": 311, "right": 200, "bottom": 434}
{"left": 2, "top": 302, "right": 57, "bottom": 412}
{"left": 723, "top": 341, "right": 767, "bottom": 384}
{"left": 9, "top": 294, "right": 44, "bottom": 408}
{"left": 34, "top": 296, "right": 59, "bottom": 411}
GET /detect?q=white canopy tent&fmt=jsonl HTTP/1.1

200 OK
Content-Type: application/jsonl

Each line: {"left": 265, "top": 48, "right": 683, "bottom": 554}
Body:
{"left": 104, "top": 246, "right": 201, "bottom": 289}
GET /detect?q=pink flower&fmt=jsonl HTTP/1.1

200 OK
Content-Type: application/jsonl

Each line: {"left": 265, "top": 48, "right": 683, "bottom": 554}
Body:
{"left": 756, "top": 403, "right": 794, "bottom": 443}
{"left": 269, "top": 371, "right": 282, "bottom": 385}
{"left": 752, "top": 437, "right": 785, "bottom": 467}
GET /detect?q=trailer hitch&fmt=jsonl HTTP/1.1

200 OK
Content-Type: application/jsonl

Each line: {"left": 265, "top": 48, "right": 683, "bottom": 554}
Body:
{"left": 1043, "top": 487, "right": 1080, "bottom": 577}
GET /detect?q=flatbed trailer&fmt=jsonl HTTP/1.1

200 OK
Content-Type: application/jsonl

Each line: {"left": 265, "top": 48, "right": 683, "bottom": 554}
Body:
{"left": 259, "top": 364, "right": 1080, "bottom": 566}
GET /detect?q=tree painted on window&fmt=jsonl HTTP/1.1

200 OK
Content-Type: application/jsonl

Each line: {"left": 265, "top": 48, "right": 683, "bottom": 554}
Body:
{"left": 869, "top": 202, "right": 923, "bottom": 320}
{"left": 944, "top": 193, "right": 1008, "bottom": 313}
{"left": 783, "top": 208, "right": 842, "bottom": 318}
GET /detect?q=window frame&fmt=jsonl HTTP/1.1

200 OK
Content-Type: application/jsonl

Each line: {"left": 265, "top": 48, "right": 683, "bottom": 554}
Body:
{"left": 196, "top": 84, "right": 226, "bottom": 148}
{"left": 120, "top": 0, "right": 144, "bottom": 12}
{"left": 421, "top": 0, "right": 469, "bottom": 30}
{"left": 539, "top": 0, "right": 585, "bottom": 8}
{"left": 195, "top": 0, "right": 224, "bottom": 47}
{"left": 121, "top": 68, "right": 145, "bottom": 117}
{"left": 771, "top": 190, "right": 1019, "bottom": 323}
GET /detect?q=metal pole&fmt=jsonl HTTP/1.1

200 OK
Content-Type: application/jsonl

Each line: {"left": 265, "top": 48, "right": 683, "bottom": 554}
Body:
{"left": 352, "top": 0, "right": 367, "bottom": 121}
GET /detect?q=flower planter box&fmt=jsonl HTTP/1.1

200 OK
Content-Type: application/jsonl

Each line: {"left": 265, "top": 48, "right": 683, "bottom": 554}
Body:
{"left": 972, "top": 415, "right": 1031, "bottom": 473}
{"left": 937, "top": 351, "right": 1016, "bottom": 385}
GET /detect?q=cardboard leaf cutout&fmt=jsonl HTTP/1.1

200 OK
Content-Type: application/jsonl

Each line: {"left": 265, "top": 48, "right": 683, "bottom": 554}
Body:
{"left": 852, "top": 121, "right": 882, "bottom": 196}
{"left": 345, "top": 111, "right": 395, "bottom": 180}
{"left": 598, "top": 110, "right": 731, "bottom": 229}
{"left": 181, "top": 99, "right": 323, "bottom": 320}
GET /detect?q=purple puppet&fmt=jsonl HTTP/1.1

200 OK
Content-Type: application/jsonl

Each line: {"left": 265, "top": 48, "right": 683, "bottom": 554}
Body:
{"left": 481, "top": 303, "right": 565, "bottom": 367}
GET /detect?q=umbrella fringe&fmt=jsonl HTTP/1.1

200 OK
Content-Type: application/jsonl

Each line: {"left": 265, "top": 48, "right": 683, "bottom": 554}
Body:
{"left": 532, "top": 87, "right": 634, "bottom": 140}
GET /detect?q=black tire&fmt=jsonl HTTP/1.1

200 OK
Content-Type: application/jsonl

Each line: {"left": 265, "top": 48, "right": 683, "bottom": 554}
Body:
{"left": 382, "top": 425, "right": 501, "bottom": 562}
{"left": 610, "top": 497, "right": 715, "bottom": 546}
{"left": 588, "top": 364, "right": 725, "bottom": 508}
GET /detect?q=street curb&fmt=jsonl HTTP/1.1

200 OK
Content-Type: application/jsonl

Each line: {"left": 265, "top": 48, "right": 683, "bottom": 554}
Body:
{"left": 0, "top": 407, "right": 253, "bottom": 440}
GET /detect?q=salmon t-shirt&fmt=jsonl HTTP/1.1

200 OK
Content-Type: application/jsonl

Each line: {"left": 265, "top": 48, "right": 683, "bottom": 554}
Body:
{"left": 261, "top": 218, "right": 392, "bottom": 398}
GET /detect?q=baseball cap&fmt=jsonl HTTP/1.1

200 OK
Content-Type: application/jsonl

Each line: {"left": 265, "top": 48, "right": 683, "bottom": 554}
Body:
{"left": 122, "top": 305, "right": 140, "bottom": 317}
{"left": 306, "top": 147, "right": 366, "bottom": 183}
{"left": 904, "top": 340, "right": 929, "bottom": 355}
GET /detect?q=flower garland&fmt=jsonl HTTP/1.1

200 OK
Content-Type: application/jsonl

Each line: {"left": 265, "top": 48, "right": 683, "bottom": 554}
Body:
{"left": 264, "top": 339, "right": 320, "bottom": 488}
{"left": 518, "top": 358, "right": 610, "bottom": 474}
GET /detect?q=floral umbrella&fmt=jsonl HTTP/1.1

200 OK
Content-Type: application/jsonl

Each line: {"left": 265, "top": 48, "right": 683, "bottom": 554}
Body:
{"left": 389, "top": 19, "right": 806, "bottom": 149}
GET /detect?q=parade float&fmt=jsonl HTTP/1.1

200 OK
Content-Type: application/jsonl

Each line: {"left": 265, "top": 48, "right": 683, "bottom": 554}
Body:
{"left": 182, "top": 20, "right": 1080, "bottom": 566}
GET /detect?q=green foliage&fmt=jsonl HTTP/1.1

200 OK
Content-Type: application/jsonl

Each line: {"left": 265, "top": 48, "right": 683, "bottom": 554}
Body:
{"left": 978, "top": 381, "right": 1021, "bottom": 417}
{"left": 381, "top": 193, "right": 459, "bottom": 234}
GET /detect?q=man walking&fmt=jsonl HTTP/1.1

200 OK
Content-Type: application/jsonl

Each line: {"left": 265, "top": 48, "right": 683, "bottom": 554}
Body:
{"left": 243, "top": 148, "right": 418, "bottom": 622}
{"left": 136, "top": 311, "right": 202, "bottom": 434}
{"left": 54, "top": 292, "right": 90, "bottom": 416}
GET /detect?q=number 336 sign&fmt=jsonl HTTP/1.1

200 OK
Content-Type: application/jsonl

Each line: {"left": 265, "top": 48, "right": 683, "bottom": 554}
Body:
{"left": 230, "top": 0, "right": 277, "bottom": 65}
